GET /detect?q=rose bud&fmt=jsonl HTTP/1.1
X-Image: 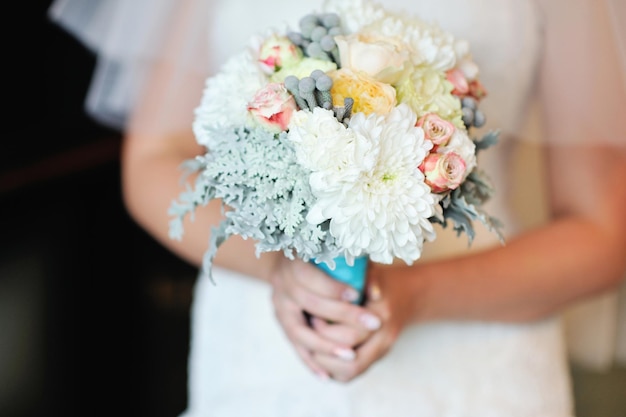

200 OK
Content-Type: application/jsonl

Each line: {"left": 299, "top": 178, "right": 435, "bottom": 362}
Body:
{"left": 445, "top": 68, "right": 469, "bottom": 97}
{"left": 468, "top": 79, "right": 488, "bottom": 101}
{"left": 258, "top": 35, "right": 303, "bottom": 74}
{"left": 247, "top": 83, "right": 298, "bottom": 133}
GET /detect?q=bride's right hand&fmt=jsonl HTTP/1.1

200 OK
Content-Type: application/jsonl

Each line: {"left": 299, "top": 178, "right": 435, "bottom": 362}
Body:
{"left": 269, "top": 257, "right": 382, "bottom": 379}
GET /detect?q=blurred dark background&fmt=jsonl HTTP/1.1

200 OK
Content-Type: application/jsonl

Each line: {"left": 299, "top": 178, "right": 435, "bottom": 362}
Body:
{"left": 2, "top": 2, "right": 625, "bottom": 417}
{"left": 2, "top": 1, "right": 196, "bottom": 416}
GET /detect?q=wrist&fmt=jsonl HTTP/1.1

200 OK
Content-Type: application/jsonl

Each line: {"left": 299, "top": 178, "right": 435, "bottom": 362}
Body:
{"left": 404, "top": 263, "right": 438, "bottom": 323}
{"left": 417, "top": 263, "right": 451, "bottom": 323}
{"left": 374, "top": 261, "right": 436, "bottom": 325}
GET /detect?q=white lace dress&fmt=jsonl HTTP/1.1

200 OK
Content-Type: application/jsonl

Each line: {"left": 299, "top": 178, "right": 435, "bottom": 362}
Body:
{"left": 180, "top": 1, "right": 575, "bottom": 416}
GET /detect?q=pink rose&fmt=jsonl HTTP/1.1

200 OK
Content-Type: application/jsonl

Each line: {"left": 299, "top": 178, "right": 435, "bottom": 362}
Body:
{"left": 416, "top": 113, "right": 455, "bottom": 146}
{"left": 258, "top": 35, "right": 303, "bottom": 74}
{"left": 420, "top": 151, "right": 467, "bottom": 193}
{"left": 446, "top": 68, "right": 488, "bottom": 101}
{"left": 247, "top": 83, "right": 298, "bottom": 133}
{"left": 445, "top": 68, "right": 469, "bottom": 96}
{"left": 468, "top": 79, "right": 487, "bottom": 101}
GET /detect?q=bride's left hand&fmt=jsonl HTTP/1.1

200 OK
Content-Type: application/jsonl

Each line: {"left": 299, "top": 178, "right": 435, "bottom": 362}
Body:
{"left": 310, "top": 264, "right": 421, "bottom": 382}
{"left": 269, "top": 257, "right": 383, "bottom": 379}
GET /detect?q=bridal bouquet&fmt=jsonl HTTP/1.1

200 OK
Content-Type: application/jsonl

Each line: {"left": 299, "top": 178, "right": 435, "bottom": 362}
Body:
{"left": 168, "top": 0, "right": 503, "bottom": 298}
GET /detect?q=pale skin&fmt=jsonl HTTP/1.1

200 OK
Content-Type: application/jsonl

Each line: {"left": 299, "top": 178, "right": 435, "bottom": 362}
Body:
{"left": 121, "top": 3, "right": 626, "bottom": 383}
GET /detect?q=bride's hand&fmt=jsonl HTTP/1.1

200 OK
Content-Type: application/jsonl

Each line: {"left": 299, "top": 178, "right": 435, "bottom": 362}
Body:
{"left": 310, "top": 265, "right": 418, "bottom": 383}
{"left": 269, "top": 257, "right": 382, "bottom": 378}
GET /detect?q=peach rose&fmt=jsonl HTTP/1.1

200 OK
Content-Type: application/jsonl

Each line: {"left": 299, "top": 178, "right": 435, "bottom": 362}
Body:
{"left": 417, "top": 113, "right": 455, "bottom": 146}
{"left": 335, "top": 32, "right": 411, "bottom": 84}
{"left": 420, "top": 151, "right": 466, "bottom": 193}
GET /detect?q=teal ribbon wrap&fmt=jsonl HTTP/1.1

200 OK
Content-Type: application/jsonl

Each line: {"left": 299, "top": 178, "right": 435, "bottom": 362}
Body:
{"left": 312, "top": 255, "right": 369, "bottom": 304}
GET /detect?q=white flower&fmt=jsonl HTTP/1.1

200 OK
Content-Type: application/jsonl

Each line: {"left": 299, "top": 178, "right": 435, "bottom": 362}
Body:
{"left": 322, "top": 0, "right": 387, "bottom": 33}
{"left": 287, "top": 107, "right": 375, "bottom": 175}
{"left": 291, "top": 104, "right": 438, "bottom": 264}
{"left": 334, "top": 32, "right": 411, "bottom": 84}
{"left": 369, "top": 16, "right": 456, "bottom": 71}
{"left": 453, "top": 39, "right": 480, "bottom": 81}
{"left": 193, "top": 51, "right": 267, "bottom": 148}
{"left": 324, "top": 0, "right": 457, "bottom": 71}
{"left": 173, "top": 0, "right": 504, "bottom": 278}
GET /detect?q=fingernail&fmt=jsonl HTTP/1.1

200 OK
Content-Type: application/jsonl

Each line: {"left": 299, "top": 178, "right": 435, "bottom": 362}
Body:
{"left": 360, "top": 313, "right": 381, "bottom": 330}
{"left": 315, "top": 370, "right": 330, "bottom": 381}
{"left": 341, "top": 288, "right": 359, "bottom": 302}
{"left": 333, "top": 347, "right": 356, "bottom": 361}
{"left": 369, "top": 283, "right": 381, "bottom": 301}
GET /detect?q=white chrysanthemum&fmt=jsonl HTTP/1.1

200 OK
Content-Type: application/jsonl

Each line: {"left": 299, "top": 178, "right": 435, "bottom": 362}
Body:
{"left": 287, "top": 107, "right": 376, "bottom": 175}
{"left": 322, "top": 0, "right": 386, "bottom": 33}
{"left": 294, "top": 104, "right": 438, "bottom": 264}
{"left": 368, "top": 15, "right": 456, "bottom": 71}
{"left": 193, "top": 51, "right": 267, "bottom": 148}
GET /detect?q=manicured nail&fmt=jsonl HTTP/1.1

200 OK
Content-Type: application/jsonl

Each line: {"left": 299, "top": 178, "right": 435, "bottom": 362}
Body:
{"left": 315, "top": 370, "right": 330, "bottom": 381}
{"left": 333, "top": 347, "right": 356, "bottom": 361}
{"left": 341, "top": 288, "right": 359, "bottom": 302}
{"left": 360, "top": 313, "right": 381, "bottom": 330}
{"left": 369, "top": 283, "right": 381, "bottom": 301}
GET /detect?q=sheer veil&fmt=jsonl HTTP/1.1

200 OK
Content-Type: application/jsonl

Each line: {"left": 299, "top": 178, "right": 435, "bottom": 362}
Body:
{"left": 48, "top": 0, "right": 212, "bottom": 133}
{"left": 608, "top": 0, "right": 626, "bottom": 88}
{"left": 532, "top": 0, "right": 626, "bottom": 371}
{"left": 49, "top": 0, "right": 626, "bottom": 369}
{"left": 48, "top": 0, "right": 625, "bottom": 143}
{"left": 533, "top": 0, "right": 625, "bottom": 149}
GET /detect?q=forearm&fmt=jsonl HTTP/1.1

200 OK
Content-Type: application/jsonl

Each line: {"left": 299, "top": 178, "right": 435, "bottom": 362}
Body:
{"left": 387, "top": 144, "right": 626, "bottom": 324}
{"left": 391, "top": 215, "right": 626, "bottom": 324}
{"left": 121, "top": 136, "right": 277, "bottom": 282}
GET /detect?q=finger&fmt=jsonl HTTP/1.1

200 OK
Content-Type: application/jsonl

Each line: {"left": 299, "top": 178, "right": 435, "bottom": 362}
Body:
{"left": 351, "top": 330, "right": 393, "bottom": 376}
{"left": 293, "top": 344, "right": 330, "bottom": 381}
{"left": 365, "top": 272, "right": 382, "bottom": 303}
{"left": 310, "top": 316, "right": 373, "bottom": 348}
{"left": 312, "top": 351, "right": 363, "bottom": 383}
{"left": 292, "top": 286, "right": 381, "bottom": 331}
{"left": 274, "top": 293, "right": 358, "bottom": 362}
{"left": 284, "top": 265, "right": 381, "bottom": 330}
{"left": 288, "top": 319, "right": 358, "bottom": 362}
{"left": 292, "top": 261, "right": 362, "bottom": 303}
{"left": 315, "top": 328, "right": 393, "bottom": 383}
{"left": 272, "top": 260, "right": 381, "bottom": 334}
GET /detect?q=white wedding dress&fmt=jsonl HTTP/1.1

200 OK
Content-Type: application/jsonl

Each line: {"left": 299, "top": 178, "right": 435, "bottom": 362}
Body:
{"left": 48, "top": 0, "right": 626, "bottom": 415}
{"left": 183, "top": 1, "right": 574, "bottom": 416}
